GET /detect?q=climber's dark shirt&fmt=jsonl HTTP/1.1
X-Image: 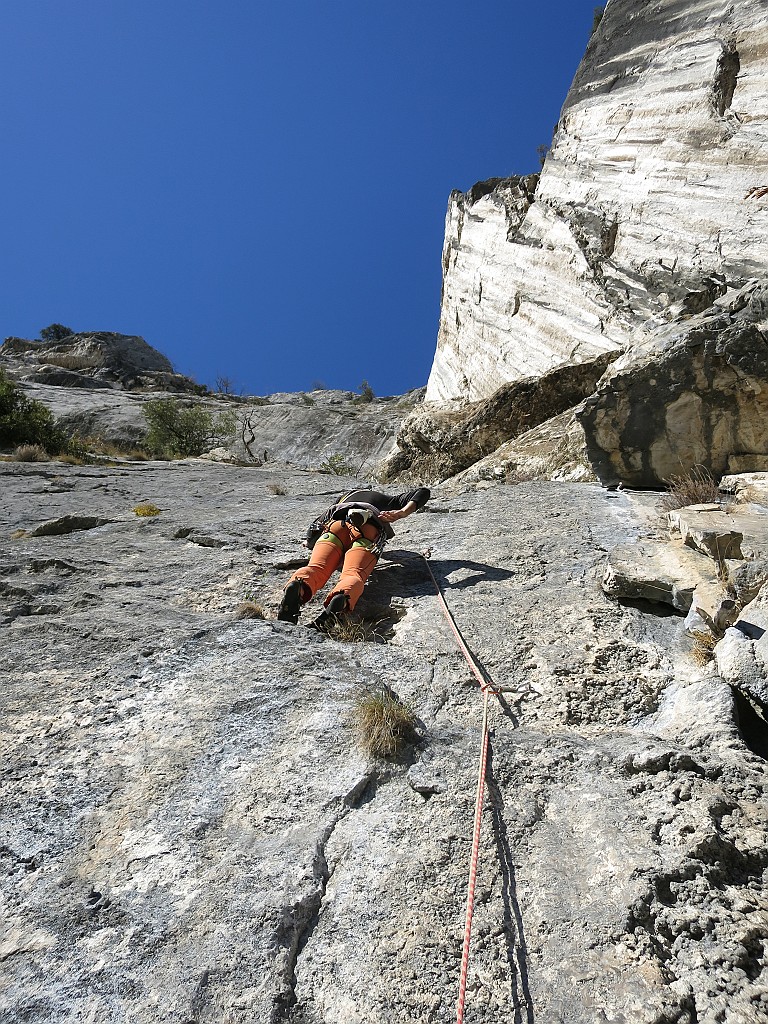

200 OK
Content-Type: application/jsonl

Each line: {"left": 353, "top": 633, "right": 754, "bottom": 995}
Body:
{"left": 305, "top": 488, "right": 430, "bottom": 548}
{"left": 338, "top": 488, "right": 430, "bottom": 513}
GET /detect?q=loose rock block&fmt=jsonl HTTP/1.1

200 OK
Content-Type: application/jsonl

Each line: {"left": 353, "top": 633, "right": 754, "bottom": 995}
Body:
{"left": 668, "top": 506, "right": 744, "bottom": 562}
{"left": 602, "top": 540, "right": 717, "bottom": 612}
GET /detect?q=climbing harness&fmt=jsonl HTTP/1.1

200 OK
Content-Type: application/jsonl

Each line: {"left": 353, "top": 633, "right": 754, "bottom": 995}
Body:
{"left": 417, "top": 549, "right": 519, "bottom": 1024}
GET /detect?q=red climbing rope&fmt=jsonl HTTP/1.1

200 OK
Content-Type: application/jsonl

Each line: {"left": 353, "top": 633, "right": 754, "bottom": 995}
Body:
{"left": 418, "top": 551, "right": 497, "bottom": 1023}
{"left": 457, "top": 683, "right": 492, "bottom": 1024}
{"left": 419, "top": 552, "right": 498, "bottom": 694}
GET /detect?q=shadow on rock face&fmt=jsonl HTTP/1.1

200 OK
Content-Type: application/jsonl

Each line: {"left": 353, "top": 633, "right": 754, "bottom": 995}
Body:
{"left": 381, "top": 548, "right": 515, "bottom": 590}
{"left": 616, "top": 596, "right": 682, "bottom": 618}
{"left": 733, "top": 689, "right": 768, "bottom": 760}
{"left": 486, "top": 743, "right": 535, "bottom": 1024}
{"left": 428, "top": 558, "right": 516, "bottom": 589}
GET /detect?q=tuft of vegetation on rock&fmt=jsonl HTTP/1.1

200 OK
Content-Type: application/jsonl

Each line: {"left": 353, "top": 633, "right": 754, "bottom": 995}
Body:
{"left": 659, "top": 466, "right": 721, "bottom": 514}
{"left": 689, "top": 630, "right": 720, "bottom": 666}
{"left": 235, "top": 601, "right": 266, "bottom": 620}
{"left": 352, "top": 686, "right": 418, "bottom": 758}
{"left": 12, "top": 444, "right": 51, "bottom": 462}
{"left": 356, "top": 380, "right": 375, "bottom": 404}
{"left": 324, "top": 617, "right": 375, "bottom": 643}
{"left": 133, "top": 503, "right": 162, "bottom": 517}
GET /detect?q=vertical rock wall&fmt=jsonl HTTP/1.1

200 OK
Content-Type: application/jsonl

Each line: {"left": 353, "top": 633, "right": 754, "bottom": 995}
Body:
{"left": 427, "top": 0, "right": 768, "bottom": 404}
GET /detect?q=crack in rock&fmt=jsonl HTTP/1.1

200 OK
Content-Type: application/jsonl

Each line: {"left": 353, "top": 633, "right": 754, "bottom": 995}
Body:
{"left": 270, "top": 771, "right": 377, "bottom": 1023}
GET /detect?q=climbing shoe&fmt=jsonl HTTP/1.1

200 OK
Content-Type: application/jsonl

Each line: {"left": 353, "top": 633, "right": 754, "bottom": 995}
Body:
{"left": 327, "top": 592, "right": 349, "bottom": 616}
{"left": 277, "top": 579, "right": 304, "bottom": 624}
{"left": 309, "top": 592, "right": 349, "bottom": 631}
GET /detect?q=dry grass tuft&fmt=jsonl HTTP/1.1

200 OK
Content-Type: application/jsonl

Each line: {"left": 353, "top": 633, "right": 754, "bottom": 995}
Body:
{"left": 57, "top": 454, "right": 84, "bottom": 465}
{"left": 325, "top": 617, "right": 376, "bottom": 643}
{"left": 235, "top": 601, "right": 266, "bottom": 619}
{"left": 11, "top": 529, "right": 28, "bottom": 540}
{"left": 352, "top": 686, "right": 418, "bottom": 758}
{"left": 321, "top": 611, "right": 398, "bottom": 643}
{"left": 689, "top": 630, "right": 720, "bottom": 666}
{"left": 659, "top": 466, "right": 720, "bottom": 514}
{"left": 133, "top": 503, "right": 162, "bottom": 517}
{"left": 12, "top": 444, "right": 50, "bottom": 462}
{"left": 75, "top": 437, "right": 151, "bottom": 461}
{"left": 267, "top": 482, "right": 287, "bottom": 495}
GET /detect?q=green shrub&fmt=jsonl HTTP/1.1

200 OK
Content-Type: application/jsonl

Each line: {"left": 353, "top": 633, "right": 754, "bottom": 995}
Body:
{"left": 142, "top": 398, "right": 236, "bottom": 458}
{"left": 318, "top": 452, "right": 357, "bottom": 476}
{"left": 63, "top": 435, "right": 90, "bottom": 462}
{"left": 0, "top": 369, "right": 67, "bottom": 453}
{"left": 40, "top": 323, "right": 74, "bottom": 343}
{"left": 354, "top": 380, "right": 375, "bottom": 404}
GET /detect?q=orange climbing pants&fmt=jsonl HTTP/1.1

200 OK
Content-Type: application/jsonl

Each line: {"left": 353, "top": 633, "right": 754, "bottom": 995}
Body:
{"left": 291, "top": 519, "right": 380, "bottom": 611}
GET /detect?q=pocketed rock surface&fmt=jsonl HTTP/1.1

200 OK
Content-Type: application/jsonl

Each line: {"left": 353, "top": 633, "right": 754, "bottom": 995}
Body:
{"left": 1, "top": 460, "right": 767, "bottom": 1024}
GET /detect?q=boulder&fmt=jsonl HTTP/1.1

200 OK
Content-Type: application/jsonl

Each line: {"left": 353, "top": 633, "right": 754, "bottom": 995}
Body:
{"left": 684, "top": 580, "right": 739, "bottom": 635}
{"left": 382, "top": 352, "right": 616, "bottom": 482}
{"left": 674, "top": 504, "right": 768, "bottom": 561}
{"left": 452, "top": 409, "right": 595, "bottom": 487}
{"left": 668, "top": 505, "right": 744, "bottom": 561}
{"left": 602, "top": 540, "right": 718, "bottom": 612}
{"left": 720, "top": 471, "right": 768, "bottom": 505}
{"left": 726, "top": 556, "right": 768, "bottom": 607}
{"left": 578, "top": 283, "right": 768, "bottom": 487}
{"left": 715, "top": 627, "right": 768, "bottom": 715}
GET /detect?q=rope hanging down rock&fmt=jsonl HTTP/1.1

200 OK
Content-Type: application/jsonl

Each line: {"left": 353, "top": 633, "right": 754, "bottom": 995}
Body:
{"left": 417, "top": 550, "right": 509, "bottom": 1024}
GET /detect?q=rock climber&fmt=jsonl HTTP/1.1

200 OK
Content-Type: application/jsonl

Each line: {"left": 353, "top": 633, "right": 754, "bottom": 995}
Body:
{"left": 277, "top": 486, "right": 431, "bottom": 628}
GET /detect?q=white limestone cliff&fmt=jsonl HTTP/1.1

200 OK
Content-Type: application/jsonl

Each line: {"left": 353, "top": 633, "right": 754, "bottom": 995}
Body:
{"left": 427, "top": 0, "right": 768, "bottom": 404}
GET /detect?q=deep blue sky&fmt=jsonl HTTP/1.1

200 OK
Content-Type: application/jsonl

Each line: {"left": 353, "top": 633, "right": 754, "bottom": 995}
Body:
{"left": 1, "top": 1, "right": 599, "bottom": 397}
